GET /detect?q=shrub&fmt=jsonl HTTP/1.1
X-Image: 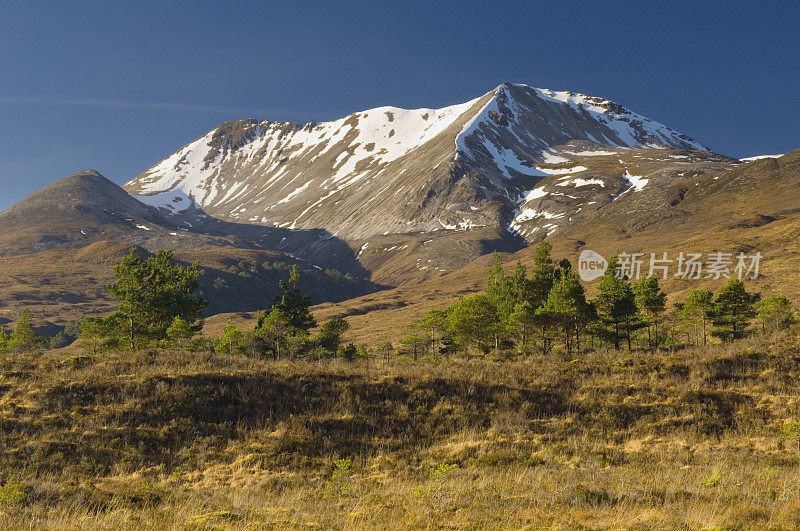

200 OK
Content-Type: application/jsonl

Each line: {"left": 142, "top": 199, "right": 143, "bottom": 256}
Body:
{"left": 0, "top": 478, "right": 31, "bottom": 508}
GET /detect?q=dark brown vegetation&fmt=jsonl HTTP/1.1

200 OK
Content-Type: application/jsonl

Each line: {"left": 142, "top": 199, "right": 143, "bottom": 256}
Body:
{"left": 3, "top": 332, "right": 800, "bottom": 527}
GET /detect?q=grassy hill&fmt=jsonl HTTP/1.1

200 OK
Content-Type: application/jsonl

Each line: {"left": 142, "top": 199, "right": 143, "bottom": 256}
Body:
{"left": 2, "top": 335, "right": 800, "bottom": 528}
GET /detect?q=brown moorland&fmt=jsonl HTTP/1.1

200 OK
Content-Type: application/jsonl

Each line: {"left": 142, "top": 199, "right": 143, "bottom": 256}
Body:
{"left": 1, "top": 333, "right": 800, "bottom": 528}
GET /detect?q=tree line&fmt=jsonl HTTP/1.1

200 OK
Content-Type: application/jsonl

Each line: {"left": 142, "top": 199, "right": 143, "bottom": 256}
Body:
{"left": 398, "top": 243, "right": 793, "bottom": 359}
{"left": 0, "top": 245, "right": 794, "bottom": 359}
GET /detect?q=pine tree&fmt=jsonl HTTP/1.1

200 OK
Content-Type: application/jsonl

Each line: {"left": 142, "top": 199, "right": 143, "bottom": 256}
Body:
{"left": 9, "top": 309, "right": 37, "bottom": 351}
{"left": 106, "top": 250, "right": 147, "bottom": 349}
{"left": 529, "top": 242, "right": 556, "bottom": 308}
{"left": 593, "top": 256, "right": 642, "bottom": 350}
{"left": 376, "top": 337, "right": 394, "bottom": 362}
{"left": 257, "top": 308, "right": 293, "bottom": 357}
{"left": 166, "top": 316, "right": 195, "bottom": 346}
{"left": 633, "top": 276, "right": 667, "bottom": 351}
{"left": 316, "top": 316, "right": 350, "bottom": 355}
{"left": 507, "top": 302, "right": 537, "bottom": 355}
{"left": 400, "top": 332, "right": 430, "bottom": 360}
{"left": 755, "top": 295, "right": 795, "bottom": 335}
{"left": 709, "top": 279, "right": 760, "bottom": 341}
{"left": 416, "top": 309, "right": 449, "bottom": 357}
{"left": 530, "top": 305, "right": 557, "bottom": 356}
{"left": 0, "top": 327, "right": 10, "bottom": 353}
{"left": 447, "top": 294, "right": 502, "bottom": 355}
{"left": 508, "top": 261, "right": 532, "bottom": 306}
{"left": 676, "top": 289, "right": 714, "bottom": 346}
{"left": 263, "top": 265, "right": 316, "bottom": 332}
{"left": 215, "top": 323, "right": 245, "bottom": 355}
{"left": 485, "top": 253, "right": 515, "bottom": 322}
{"left": 542, "top": 262, "right": 592, "bottom": 355}
{"left": 543, "top": 260, "right": 591, "bottom": 355}
{"left": 80, "top": 315, "right": 111, "bottom": 355}
{"left": 107, "top": 248, "right": 207, "bottom": 349}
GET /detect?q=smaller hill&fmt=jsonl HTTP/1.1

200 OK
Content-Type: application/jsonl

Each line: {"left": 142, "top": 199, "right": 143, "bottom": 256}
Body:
{"left": 0, "top": 170, "right": 178, "bottom": 256}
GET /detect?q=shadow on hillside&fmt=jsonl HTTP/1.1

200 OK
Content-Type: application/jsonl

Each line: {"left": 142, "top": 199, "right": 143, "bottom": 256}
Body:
{"left": 164, "top": 204, "right": 373, "bottom": 280}
{"left": 146, "top": 205, "right": 392, "bottom": 314}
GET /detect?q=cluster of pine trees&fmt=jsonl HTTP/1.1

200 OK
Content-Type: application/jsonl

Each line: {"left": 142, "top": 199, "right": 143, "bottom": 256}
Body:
{"left": 72, "top": 248, "right": 354, "bottom": 358}
{"left": 0, "top": 244, "right": 796, "bottom": 360}
{"left": 211, "top": 265, "right": 356, "bottom": 359}
{"left": 401, "top": 243, "right": 794, "bottom": 358}
{"left": 0, "top": 310, "right": 42, "bottom": 353}
{"left": 0, "top": 247, "right": 356, "bottom": 358}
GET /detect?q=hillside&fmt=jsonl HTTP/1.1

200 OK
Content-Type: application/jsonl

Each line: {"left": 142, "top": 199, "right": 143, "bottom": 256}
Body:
{"left": 0, "top": 171, "right": 380, "bottom": 327}
{"left": 0, "top": 85, "right": 788, "bottom": 331}
{"left": 201, "top": 149, "right": 800, "bottom": 345}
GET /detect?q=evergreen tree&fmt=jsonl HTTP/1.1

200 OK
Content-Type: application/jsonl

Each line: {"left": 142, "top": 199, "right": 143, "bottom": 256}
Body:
{"left": 263, "top": 265, "right": 316, "bottom": 332}
{"left": 48, "top": 331, "right": 72, "bottom": 350}
{"left": 485, "top": 253, "right": 515, "bottom": 322}
{"left": 166, "top": 316, "right": 195, "bottom": 345}
{"left": 316, "top": 316, "right": 350, "bottom": 354}
{"left": 709, "top": 279, "right": 760, "bottom": 341}
{"left": 9, "top": 309, "right": 37, "bottom": 351}
{"left": 214, "top": 323, "right": 246, "bottom": 355}
{"left": 542, "top": 263, "right": 592, "bottom": 355}
{"left": 447, "top": 294, "right": 502, "bottom": 355}
{"left": 107, "top": 248, "right": 207, "bottom": 349}
{"left": 400, "top": 332, "right": 430, "bottom": 360}
{"left": 593, "top": 256, "right": 642, "bottom": 350}
{"left": 508, "top": 261, "right": 532, "bottom": 307}
{"left": 376, "top": 337, "right": 394, "bottom": 362}
{"left": 755, "top": 295, "right": 796, "bottom": 335}
{"left": 257, "top": 308, "right": 293, "bottom": 357}
{"left": 507, "top": 302, "right": 538, "bottom": 355}
{"left": 80, "top": 315, "right": 111, "bottom": 355}
{"left": 633, "top": 276, "right": 667, "bottom": 351}
{"left": 0, "top": 327, "right": 9, "bottom": 353}
{"left": 676, "top": 289, "right": 714, "bottom": 346}
{"left": 531, "top": 305, "right": 558, "bottom": 356}
{"left": 416, "top": 308, "right": 449, "bottom": 357}
{"left": 529, "top": 242, "right": 556, "bottom": 308}
{"left": 338, "top": 343, "right": 358, "bottom": 362}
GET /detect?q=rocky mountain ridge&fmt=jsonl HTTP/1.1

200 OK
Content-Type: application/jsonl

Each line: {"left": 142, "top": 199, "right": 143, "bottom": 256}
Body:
{"left": 123, "top": 82, "right": 733, "bottom": 283}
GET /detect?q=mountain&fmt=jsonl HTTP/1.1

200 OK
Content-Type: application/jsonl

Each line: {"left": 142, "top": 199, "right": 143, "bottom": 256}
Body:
{"left": 0, "top": 170, "right": 173, "bottom": 255}
{"left": 0, "top": 170, "right": 380, "bottom": 325}
{"left": 125, "top": 83, "right": 732, "bottom": 284}
{"left": 0, "top": 82, "right": 768, "bottom": 327}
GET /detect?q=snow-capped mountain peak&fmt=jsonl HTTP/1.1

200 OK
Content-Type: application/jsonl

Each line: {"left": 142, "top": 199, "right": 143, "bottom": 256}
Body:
{"left": 123, "top": 82, "right": 727, "bottom": 283}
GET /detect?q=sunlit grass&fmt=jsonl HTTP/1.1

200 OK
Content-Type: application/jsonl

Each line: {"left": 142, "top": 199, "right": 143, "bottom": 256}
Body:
{"left": 2, "top": 333, "right": 800, "bottom": 528}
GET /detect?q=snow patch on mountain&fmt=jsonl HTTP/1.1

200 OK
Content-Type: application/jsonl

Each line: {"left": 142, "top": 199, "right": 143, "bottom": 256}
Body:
{"left": 613, "top": 170, "right": 649, "bottom": 199}
{"left": 557, "top": 177, "right": 605, "bottom": 187}
{"left": 740, "top": 154, "right": 783, "bottom": 162}
{"left": 134, "top": 188, "right": 198, "bottom": 213}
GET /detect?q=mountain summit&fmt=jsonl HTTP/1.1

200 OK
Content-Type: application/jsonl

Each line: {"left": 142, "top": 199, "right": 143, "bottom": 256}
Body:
{"left": 125, "top": 83, "right": 725, "bottom": 283}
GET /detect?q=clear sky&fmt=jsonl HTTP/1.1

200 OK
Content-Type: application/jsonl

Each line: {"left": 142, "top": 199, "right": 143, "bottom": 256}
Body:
{"left": 1, "top": 0, "right": 798, "bottom": 211}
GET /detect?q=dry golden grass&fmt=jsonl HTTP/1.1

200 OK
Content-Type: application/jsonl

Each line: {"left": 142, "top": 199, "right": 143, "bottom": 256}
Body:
{"left": 2, "top": 332, "right": 800, "bottom": 528}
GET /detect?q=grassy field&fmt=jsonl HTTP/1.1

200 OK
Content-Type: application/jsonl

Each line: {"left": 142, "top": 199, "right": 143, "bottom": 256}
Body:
{"left": 2, "top": 334, "right": 800, "bottom": 529}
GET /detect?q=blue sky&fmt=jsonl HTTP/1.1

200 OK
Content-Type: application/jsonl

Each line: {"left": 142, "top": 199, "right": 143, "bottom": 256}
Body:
{"left": 1, "top": 1, "right": 798, "bottom": 211}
